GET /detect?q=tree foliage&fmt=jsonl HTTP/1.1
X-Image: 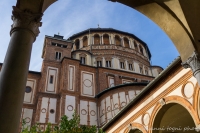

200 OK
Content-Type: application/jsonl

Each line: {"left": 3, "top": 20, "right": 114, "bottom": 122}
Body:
{"left": 21, "top": 111, "right": 105, "bottom": 133}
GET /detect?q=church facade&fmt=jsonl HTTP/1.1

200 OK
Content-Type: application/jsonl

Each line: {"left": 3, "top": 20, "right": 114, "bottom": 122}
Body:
{"left": 0, "top": 28, "right": 164, "bottom": 131}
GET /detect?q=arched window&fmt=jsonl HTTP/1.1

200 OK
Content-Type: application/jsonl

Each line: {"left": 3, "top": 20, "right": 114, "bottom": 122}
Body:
{"left": 115, "top": 35, "right": 121, "bottom": 46}
{"left": 124, "top": 37, "right": 129, "bottom": 48}
{"left": 139, "top": 46, "right": 144, "bottom": 55}
{"left": 103, "top": 34, "right": 109, "bottom": 45}
{"left": 75, "top": 39, "right": 80, "bottom": 50}
{"left": 134, "top": 41, "right": 138, "bottom": 51}
{"left": 83, "top": 36, "right": 88, "bottom": 47}
{"left": 94, "top": 34, "right": 100, "bottom": 44}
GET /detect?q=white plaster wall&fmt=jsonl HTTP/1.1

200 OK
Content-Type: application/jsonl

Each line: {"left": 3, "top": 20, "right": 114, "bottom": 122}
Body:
{"left": 68, "top": 65, "right": 75, "bottom": 91}
{"left": 148, "top": 69, "right": 153, "bottom": 76}
{"left": 102, "top": 57, "right": 105, "bottom": 67}
{"left": 134, "top": 62, "right": 139, "bottom": 73}
{"left": 106, "top": 96, "right": 112, "bottom": 121}
{"left": 80, "top": 100, "right": 88, "bottom": 125}
{"left": 125, "top": 61, "right": 128, "bottom": 70}
{"left": 152, "top": 68, "right": 159, "bottom": 77}
{"left": 129, "top": 90, "right": 136, "bottom": 101}
{"left": 40, "top": 97, "right": 49, "bottom": 123}
{"left": 109, "top": 76, "right": 115, "bottom": 87}
{"left": 126, "top": 94, "right": 130, "bottom": 103}
{"left": 92, "top": 56, "right": 96, "bottom": 67}
{"left": 24, "top": 79, "right": 36, "bottom": 104}
{"left": 89, "top": 102, "right": 97, "bottom": 125}
{"left": 46, "top": 67, "right": 58, "bottom": 93}
{"left": 22, "top": 108, "right": 33, "bottom": 129}
{"left": 82, "top": 71, "right": 95, "bottom": 97}
{"left": 100, "top": 99, "right": 105, "bottom": 125}
{"left": 86, "top": 55, "right": 92, "bottom": 65}
{"left": 113, "top": 58, "right": 119, "bottom": 69}
{"left": 113, "top": 93, "right": 119, "bottom": 115}
{"left": 119, "top": 92, "right": 126, "bottom": 108}
{"left": 49, "top": 98, "right": 57, "bottom": 123}
{"left": 65, "top": 95, "right": 76, "bottom": 119}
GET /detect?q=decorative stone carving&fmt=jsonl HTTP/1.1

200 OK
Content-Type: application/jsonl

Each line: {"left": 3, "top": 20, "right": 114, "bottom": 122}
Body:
{"left": 182, "top": 52, "right": 200, "bottom": 85}
{"left": 11, "top": 6, "right": 43, "bottom": 39}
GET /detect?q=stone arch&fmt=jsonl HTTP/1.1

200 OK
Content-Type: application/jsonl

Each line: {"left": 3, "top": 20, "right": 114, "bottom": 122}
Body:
{"left": 123, "top": 123, "right": 147, "bottom": 133}
{"left": 149, "top": 96, "right": 200, "bottom": 133}
{"left": 82, "top": 36, "right": 88, "bottom": 47}
{"left": 139, "top": 45, "right": 144, "bottom": 56}
{"left": 133, "top": 41, "right": 138, "bottom": 52}
{"left": 103, "top": 34, "right": 110, "bottom": 45}
{"left": 109, "top": 1, "right": 197, "bottom": 62}
{"left": 74, "top": 39, "right": 80, "bottom": 50}
{"left": 115, "top": 35, "right": 121, "bottom": 46}
{"left": 124, "top": 37, "right": 130, "bottom": 48}
{"left": 94, "top": 34, "right": 100, "bottom": 44}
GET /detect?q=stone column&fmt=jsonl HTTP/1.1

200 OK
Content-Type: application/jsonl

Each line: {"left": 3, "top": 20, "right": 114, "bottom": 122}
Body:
{"left": 109, "top": 35, "right": 112, "bottom": 44}
{"left": 0, "top": 7, "right": 42, "bottom": 133}
{"left": 182, "top": 52, "right": 200, "bottom": 85}
{"left": 102, "top": 35, "right": 104, "bottom": 44}
{"left": 121, "top": 37, "right": 124, "bottom": 47}
{"left": 99, "top": 36, "right": 103, "bottom": 44}
{"left": 80, "top": 39, "right": 83, "bottom": 48}
{"left": 129, "top": 39, "right": 131, "bottom": 48}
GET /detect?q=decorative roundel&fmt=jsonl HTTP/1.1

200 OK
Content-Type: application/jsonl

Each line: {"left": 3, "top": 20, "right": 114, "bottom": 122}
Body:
{"left": 142, "top": 113, "right": 150, "bottom": 126}
{"left": 83, "top": 79, "right": 92, "bottom": 87}
{"left": 67, "top": 105, "right": 74, "bottom": 111}
{"left": 25, "top": 86, "right": 32, "bottom": 93}
{"left": 25, "top": 117, "right": 31, "bottom": 123}
{"left": 114, "top": 103, "right": 119, "bottom": 109}
{"left": 181, "top": 81, "right": 194, "bottom": 99}
{"left": 81, "top": 109, "right": 87, "bottom": 115}
{"left": 50, "top": 109, "right": 55, "bottom": 114}
{"left": 107, "top": 106, "right": 111, "bottom": 112}
{"left": 121, "top": 102, "right": 126, "bottom": 107}
{"left": 90, "top": 110, "right": 96, "bottom": 116}
{"left": 41, "top": 108, "right": 46, "bottom": 113}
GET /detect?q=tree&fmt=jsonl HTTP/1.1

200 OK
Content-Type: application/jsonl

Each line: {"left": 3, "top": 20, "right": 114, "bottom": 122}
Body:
{"left": 21, "top": 111, "right": 105, "bottom": 133}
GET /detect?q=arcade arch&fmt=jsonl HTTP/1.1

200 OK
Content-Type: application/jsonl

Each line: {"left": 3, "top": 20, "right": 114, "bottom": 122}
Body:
{"left": 128, "top": 129, "right": 143, "bottom": 133}
{"left": 83, "top": 36, "right": 88, "bottom": 47}
{"left": 124, "top": 37, "right": 129, "bottom": 48}
{"left": 94, "top": 34, "right": 100, "bottom": 44}
{"left": 103, "top": 34, "right": 110, "bottom": 45}
{"left": 115, "top": 35, "right": 121, "bottom": 46}
{"left": 152, "top": 103, "right": 197, "bottom": 133}
{"left": 75, "top": 39, "right": 80, "bottom": 50}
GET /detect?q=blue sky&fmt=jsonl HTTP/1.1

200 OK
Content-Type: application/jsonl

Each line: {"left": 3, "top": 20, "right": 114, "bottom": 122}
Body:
{"left": 0, "top": 0, "right": 179, "bottom": 71}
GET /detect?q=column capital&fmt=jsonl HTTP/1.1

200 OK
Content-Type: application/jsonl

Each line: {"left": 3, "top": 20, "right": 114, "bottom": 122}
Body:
{"left": 11, "top": 6, "right": 43, "bottom": 40}
{"left": 182, "top": 52, "right": 200, "bottom": 85}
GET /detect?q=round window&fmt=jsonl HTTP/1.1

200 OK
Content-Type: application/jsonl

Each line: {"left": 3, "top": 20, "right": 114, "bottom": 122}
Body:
{"left": 50, "top": 109, "right": 55, "bottom": 114}
{"left": 25, "top": 86, "right": 32, "bottom": 93}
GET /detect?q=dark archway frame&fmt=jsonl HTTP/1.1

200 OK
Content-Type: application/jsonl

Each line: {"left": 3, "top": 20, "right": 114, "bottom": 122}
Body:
{"left": 0, "top": 1, "right": 200, "bottom": 133}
